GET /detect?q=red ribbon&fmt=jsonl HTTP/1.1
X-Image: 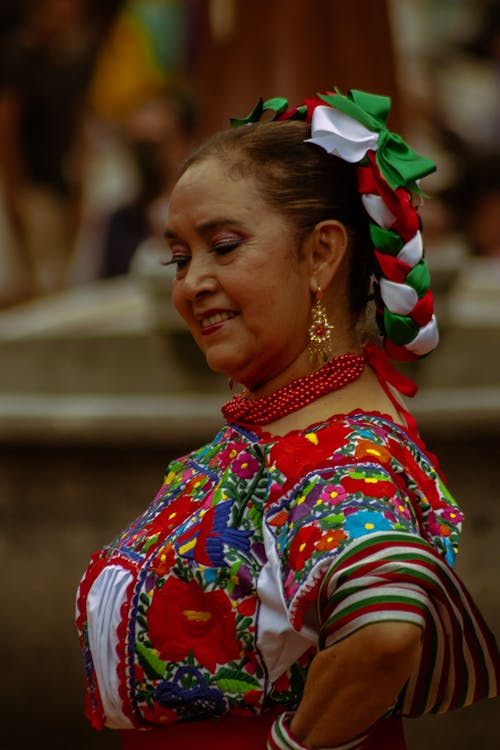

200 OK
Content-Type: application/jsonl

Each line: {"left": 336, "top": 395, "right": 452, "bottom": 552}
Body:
{"left": 364, "top": 341, "right": 418, "bottom": 397}
{"left": 357, "top": 154, "right": 420, "bottom": 242}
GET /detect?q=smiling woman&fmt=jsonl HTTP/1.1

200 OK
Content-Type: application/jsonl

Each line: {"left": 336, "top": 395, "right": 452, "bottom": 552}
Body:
{"left": 76, "top": 88, "right": 499, "bottom": 750}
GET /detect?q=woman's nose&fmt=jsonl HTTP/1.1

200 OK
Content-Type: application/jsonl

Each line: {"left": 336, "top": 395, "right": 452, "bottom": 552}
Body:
{"left": 182, "top": 255, "right": 218, "bottom": 299}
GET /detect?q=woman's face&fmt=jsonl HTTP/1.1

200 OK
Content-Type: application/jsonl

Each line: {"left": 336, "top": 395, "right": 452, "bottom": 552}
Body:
{"left": 166, "top": 156, "right": 313, "bottom": 390}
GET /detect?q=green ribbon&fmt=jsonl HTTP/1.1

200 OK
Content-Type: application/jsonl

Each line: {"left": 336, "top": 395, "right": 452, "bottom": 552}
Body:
{"left": 383, "top": 310, "right": 419, "bottom": 345}
{"left": 406, "top": 259, "right": 430, "bottom": 298}
{"left": 369, "top": 225, "right": 404, "bottom": 256}
{"left": 230, "top": 97, "right": 289, "bottom": 127}
{"left": 319, "top": 89, "right": 436, "bottom": 190}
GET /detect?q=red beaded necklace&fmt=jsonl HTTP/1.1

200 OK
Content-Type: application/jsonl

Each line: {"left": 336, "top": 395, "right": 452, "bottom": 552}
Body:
{"left": 221, "top": 352, "right": 365, "bottom": 425}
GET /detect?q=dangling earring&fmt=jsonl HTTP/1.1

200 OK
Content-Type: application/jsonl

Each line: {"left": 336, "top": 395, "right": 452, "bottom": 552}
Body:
{"left": 308, "top": 287, "right": 334, "bottom": 363}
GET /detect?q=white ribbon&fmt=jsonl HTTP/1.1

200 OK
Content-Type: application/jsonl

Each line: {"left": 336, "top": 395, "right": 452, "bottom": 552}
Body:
{"left": 406, "top": 315, "right": 439, "bottom": 356}
{"left": 397, "top": 232, "right": 423, "bottom": 267}
{"left": 361, "top": 194, "right": 395, "bottom": 229}
{"left": 306, "top": 105, "right": 379, "bottom": 162}
{"left": 380, "top": 278, "right": 419, "bottom": 315}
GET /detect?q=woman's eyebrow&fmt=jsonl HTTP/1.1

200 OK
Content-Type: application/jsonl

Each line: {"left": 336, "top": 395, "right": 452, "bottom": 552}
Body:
{"left": 164, "top": 217, "right": 244, "bottom": 240}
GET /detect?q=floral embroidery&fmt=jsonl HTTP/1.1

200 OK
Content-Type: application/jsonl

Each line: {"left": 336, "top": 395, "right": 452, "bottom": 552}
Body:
{"left": 343, "top": 509, "right": 394, "bottom": 537}
{"left": 317, "top": 529, "right": 348, "bottom": 551}
{"left": 319, "top": 484, "right": 347, "bottom": 505}
{"left": 154, "top": 666, "right": 227, "bottom": 720}
{"left": 147, "top": 578, "right": 241, "bottom": 672}
{"left": 76, "top": 413, "right": 465, "bottom": 729}
{"left": 289, "top": 525, "right": 323, "bottom": 571}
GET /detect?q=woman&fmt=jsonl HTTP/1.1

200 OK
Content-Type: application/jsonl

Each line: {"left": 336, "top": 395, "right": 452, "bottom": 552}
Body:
{"left": 76, "top": 89, "right": 500, "bottom": 749}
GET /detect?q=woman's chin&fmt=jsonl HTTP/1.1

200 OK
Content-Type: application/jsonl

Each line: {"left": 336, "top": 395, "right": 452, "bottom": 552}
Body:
{"left": 203, "top": 354, "right": 255, "bottom": 389}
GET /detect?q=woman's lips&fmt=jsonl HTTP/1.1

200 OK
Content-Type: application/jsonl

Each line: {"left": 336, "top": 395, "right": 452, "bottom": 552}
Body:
{"left": 199, "top": 310, "right": 238, "bottom": 333}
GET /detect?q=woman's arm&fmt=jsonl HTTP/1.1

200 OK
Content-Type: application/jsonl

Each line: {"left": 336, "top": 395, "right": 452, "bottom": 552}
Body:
{"left": 289, "top": 621, "right": 422, "bottom": 748}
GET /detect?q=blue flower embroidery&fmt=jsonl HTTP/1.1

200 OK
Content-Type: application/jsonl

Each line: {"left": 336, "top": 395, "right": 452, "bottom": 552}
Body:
{"left": 154, "top": 666, "right": 226, "bottom": 720}
{"left": 344, "top": 510, "right": 393, "bottom": 539}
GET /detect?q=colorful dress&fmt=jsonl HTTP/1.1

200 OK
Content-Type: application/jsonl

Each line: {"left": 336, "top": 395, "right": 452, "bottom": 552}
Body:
{"left": 76, "top": 410, "right": 499, "bottom": 738}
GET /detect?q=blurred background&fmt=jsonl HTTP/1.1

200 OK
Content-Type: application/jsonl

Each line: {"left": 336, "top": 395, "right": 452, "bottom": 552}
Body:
{"left": 0, "top": 1, "right": 498, "bottom": 748}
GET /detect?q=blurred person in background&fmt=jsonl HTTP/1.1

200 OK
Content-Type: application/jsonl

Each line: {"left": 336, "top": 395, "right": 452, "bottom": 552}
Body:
{"left": 0, "top": 0, "right": 102, "bottom": 305}
{"left": 98, "top": 86, "right": 197, "bottom": 279}
{"left": 70, "top": 0, "right": 191, "bottom": 283}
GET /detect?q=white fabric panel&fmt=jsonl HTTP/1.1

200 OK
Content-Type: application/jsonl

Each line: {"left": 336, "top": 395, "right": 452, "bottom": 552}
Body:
{"left": 256, "top": 523, "right": 318, "bottom": 684}
{"left": 87, "top": 565, "right": 135, "bottom": 729}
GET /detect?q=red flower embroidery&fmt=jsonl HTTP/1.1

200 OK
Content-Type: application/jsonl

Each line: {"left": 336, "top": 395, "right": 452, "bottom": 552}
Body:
{"left": 289, "top": 525, "right": 322, "bottom": 570}
{"left": 147, "top": 578, "right": 241, "bottom": 673}
{"left": 270, "top": 422, "right": 349, "bottom": 480}
{"left": 151, "top": 542, "right": 176, "bottom": 577}
{"left": 341, "top": 474, "right": 396, "bottom": 498}
{"left": 238, "top": 597, "right": 257, "bottom": 616}
{"left": 148, "top": 494, "right": 197, "bottom": 536}
{"left": 317, "top": 529, "right": 347, "bottom": 551}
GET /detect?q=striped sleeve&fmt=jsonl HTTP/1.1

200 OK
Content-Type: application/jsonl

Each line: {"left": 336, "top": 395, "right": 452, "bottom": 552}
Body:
{"left": 317, "top": 531, "right": 500, "bottom": 716}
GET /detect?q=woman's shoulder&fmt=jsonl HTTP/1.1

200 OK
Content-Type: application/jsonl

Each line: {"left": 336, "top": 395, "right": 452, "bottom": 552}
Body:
{"left": 261, "top": 409, "right": 444, "bottom": 487}
{"left": 264, "top": 409, "right": 414, "bottom": 456}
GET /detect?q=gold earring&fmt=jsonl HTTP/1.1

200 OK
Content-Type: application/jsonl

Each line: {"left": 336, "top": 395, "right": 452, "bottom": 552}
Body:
{"left": 308, "top": 287, "right": 334, "bottom": 363}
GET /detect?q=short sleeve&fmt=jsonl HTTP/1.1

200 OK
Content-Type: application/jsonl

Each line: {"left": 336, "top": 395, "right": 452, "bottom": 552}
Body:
{"left": 317, "top": 531, "right": 500, "bottom": 716}
{"left": 265, "top": 458, "right": 500, "bottom": 716}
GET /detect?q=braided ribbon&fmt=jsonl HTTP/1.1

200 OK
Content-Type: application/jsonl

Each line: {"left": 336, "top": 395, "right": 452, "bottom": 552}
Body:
{"left": 307, "top": 91, "right": 438, "bottom": 361}
{"left": 230, "top": 89, "right": 439, "bottom": 361}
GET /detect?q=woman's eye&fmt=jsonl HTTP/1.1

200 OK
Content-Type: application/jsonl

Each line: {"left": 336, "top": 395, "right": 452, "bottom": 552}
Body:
{"left": 164, "top": 253, "right": 190, "bottom": 270}
{"left": 212, "top": 239, "right": 241, "bottom": 255}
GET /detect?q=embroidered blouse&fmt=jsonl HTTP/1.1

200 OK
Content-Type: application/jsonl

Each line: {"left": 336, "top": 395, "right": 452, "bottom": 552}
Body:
{"left": 76, "top": 411, "right": 499, "bottom": 732}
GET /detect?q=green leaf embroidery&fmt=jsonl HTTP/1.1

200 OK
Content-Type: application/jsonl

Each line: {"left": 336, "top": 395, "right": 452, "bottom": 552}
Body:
{"left": 139, "top": 592, "right": 151, "bottom": 607}
{"left": 135, "top": 642, "right": 167, "bottom": 679}
{"left": 137, "top": 614, "right": 148, "bottom": 631}
{"left": 216, "top": 676, "right": 260, "bottom": 693}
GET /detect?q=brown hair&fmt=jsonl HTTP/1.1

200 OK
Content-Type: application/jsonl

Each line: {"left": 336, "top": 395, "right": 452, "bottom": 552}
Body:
{"left": 181, "top": 120, "right": 373, "bottom": 318}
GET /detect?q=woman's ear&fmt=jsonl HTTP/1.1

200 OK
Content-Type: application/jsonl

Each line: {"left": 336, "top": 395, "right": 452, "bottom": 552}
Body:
{"left": 307, "top": 220, "right": 349, "bottom": 293}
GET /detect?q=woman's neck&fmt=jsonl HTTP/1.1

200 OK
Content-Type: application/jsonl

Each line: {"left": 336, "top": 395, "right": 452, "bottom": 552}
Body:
{"left": 246, "top": 331, "right": 362, "bottom": 399}
{"left": 250, "top": 361, "right": 406, "bottom": 437}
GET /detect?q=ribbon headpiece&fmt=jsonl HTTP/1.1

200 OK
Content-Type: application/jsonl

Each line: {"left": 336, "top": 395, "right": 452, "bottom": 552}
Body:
{"left": 230, "top": 88, "right": 439, "bottom": 362}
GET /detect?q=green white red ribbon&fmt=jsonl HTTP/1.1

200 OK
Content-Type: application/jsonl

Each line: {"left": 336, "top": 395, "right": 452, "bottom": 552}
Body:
{"left": 230, "top": 88, "right": 440, "bottom": 361}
